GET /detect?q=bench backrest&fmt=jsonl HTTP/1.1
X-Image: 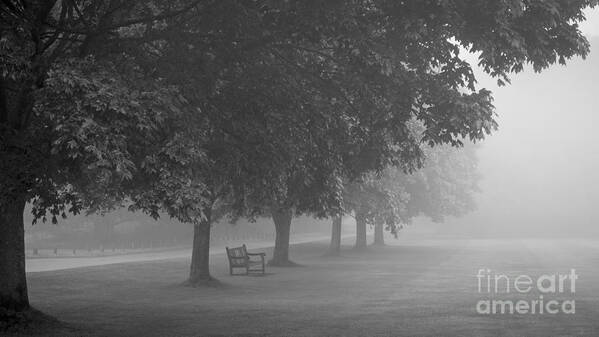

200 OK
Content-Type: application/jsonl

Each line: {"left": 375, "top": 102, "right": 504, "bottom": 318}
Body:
{"left": 226, "top": 244, "right": 248, "bottom": 267}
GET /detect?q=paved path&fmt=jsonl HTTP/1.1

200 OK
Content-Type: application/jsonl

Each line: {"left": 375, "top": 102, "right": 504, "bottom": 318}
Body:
{"left": 26, "top": 233, "right": 356, "bottom": 273}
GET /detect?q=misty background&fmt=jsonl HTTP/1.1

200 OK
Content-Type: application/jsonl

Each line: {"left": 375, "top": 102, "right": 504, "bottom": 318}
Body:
{"left": 421, "top": 25, "right": 599, "bottom": 238}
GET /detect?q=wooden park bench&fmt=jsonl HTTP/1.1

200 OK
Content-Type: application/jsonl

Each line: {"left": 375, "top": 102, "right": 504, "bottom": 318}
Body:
{"left": 225, "top": 244, "right": 266, "bottom": 275}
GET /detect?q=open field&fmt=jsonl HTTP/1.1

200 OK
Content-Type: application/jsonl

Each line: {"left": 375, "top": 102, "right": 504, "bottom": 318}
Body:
{"left": 13, "top": 237, "right": 599, "bottom": 337}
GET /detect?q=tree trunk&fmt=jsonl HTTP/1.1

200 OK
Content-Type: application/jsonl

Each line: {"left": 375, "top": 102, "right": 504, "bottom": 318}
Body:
{"left": 269, "top": 207, "right": 294, "bottom": 266}
{"left": 373, "top": 219, "right": 385, "bottom": 246}
{"left": 327, "top": 216, "right": 342, "bottom": 255}
{"left": 355, "top": 210, "right": 367, "bottom": 250}
{"left": 188, "top": 212, "right": 213, "bottom": 285}
{"left": 0, "top": 196, "right": 29, "bottom": 312}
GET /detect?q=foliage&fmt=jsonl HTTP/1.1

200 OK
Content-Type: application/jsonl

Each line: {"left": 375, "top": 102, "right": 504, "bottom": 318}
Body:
{"left": 343, "top": 139, "right": 480, "bottom": 237}
{"left": 407, "top": 142, "right": 481, "bottom": 223}
{"left": 2, "top": 0, "right": 595, "bottom": 225}
{"left": 1, "top": 1, "right": 200, "bottom": 224}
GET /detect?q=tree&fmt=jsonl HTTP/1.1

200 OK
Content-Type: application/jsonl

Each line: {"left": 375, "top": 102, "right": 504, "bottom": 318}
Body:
{"left": 0, "top": 0, "right": 209, "bottom": 317}
{"left": 405, "top": 143, "right": 481, "bottom": 224}
{"left": 342, "top": 168, "right": 411, "bottom": 249}
{"left": 244, "top": 0, "right": 596, "bottom": 258}
{"left": 339, "top": 140, "right": 480, "bottom": 249}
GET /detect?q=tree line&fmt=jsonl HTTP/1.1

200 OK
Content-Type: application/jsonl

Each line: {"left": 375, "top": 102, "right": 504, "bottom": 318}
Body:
{"left": 1, "top": 0, "right": 595, "bottom": 321}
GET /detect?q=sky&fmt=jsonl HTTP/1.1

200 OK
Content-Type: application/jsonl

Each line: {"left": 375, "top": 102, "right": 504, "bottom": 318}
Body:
{"left": 421, "top": 7, "right": 599, "bottom": 238}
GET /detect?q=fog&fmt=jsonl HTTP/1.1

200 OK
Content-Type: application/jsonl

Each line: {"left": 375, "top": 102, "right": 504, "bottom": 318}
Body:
{"left": 424, "top": 35, "right": 599, "bottom": 238}
{"left": 27, "top": 26, "right": 599, "bottom": 242}
{"left": 7, "top": 4, "right": 599, "bottom": 337}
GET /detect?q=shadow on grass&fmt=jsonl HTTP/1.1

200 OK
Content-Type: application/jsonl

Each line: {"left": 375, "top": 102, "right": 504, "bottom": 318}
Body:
{"left": 237, "top": 272, "right": 277, "bottom": 277}
{"left": 267, "top": 259, "right": 305, "bottom": 267}
{"left": 181, "top": 277, "right": 226, "bottom": 288}
{"left": 320, "top": 251, "right": 360, "bottom": 259}
{"left": 350, "top": 246, "right": 373, "bottom": 253}
{"left": 1, "top": 307, "right": 81, "bottom": 336}
{"left": 321, "top": 251, "right": 343, "bottom": 258}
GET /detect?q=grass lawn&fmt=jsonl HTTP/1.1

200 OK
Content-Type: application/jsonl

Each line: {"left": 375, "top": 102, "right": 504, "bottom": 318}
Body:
{"left": 11, "top": 237, "right": 599, "bottom": 336}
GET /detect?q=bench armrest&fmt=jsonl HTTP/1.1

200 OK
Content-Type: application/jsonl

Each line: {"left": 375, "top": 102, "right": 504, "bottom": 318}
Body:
{"left": 247, "top": 252, "right": 266, "bottom": 256}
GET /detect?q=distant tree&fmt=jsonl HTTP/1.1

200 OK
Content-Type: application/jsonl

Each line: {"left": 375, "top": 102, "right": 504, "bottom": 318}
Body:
{"left": 405, "top": 143, "right": 480, "bottom": 224}
{"left": 340, "top": 141, "right": 480, "bottom": 250}
{"left": 342, "top": 167, "right": 412, "bottom": 250}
